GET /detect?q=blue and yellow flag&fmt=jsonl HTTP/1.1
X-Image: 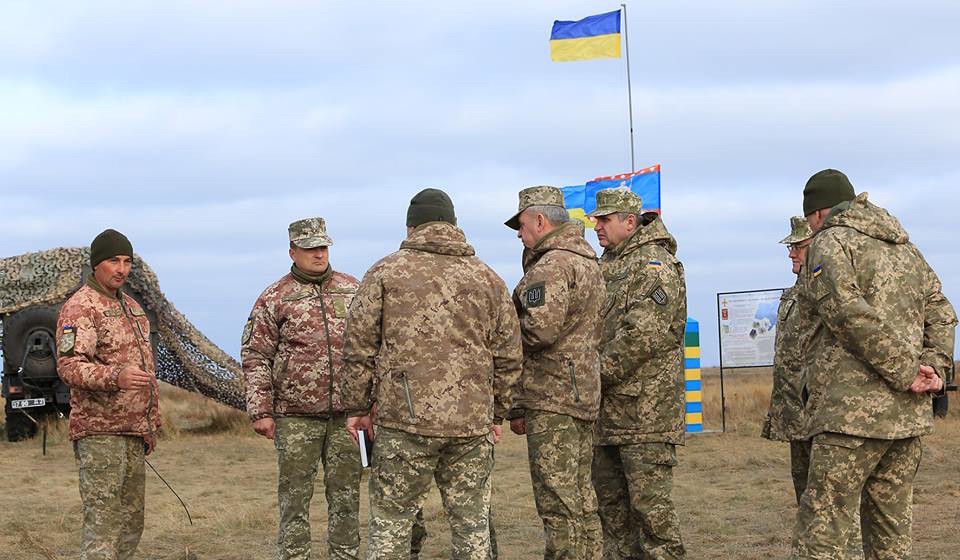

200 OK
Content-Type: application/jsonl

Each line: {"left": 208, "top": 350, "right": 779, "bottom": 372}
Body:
{"left": 550, "top": 10, "right": 621, "bottom": 62}
{"left": 562, "top": 165, "right": 661, "bottom": 226}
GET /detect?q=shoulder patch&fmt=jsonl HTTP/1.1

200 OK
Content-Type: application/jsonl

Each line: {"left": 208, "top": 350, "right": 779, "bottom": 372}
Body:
{"left": 241, "top": 317, "right": 254, "bottom": 345}
{"left": 650, "top": 284, "right": 668, "bottom": 306}
{"left": 812, "top": 265, "right": 823, "bottom": 279}
{"left": 59, "top": 326, "right": 77, "bottom": 356}
{"left": 647, "top": 260, "right": 663, "bottom": 269}
{"left": 524, "top": 281, "right": 546, "bottom": 308}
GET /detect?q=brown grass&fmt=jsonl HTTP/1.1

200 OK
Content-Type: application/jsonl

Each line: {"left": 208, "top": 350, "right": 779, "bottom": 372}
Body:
{"left": 1, "top": 372, "right": 958, "bottom": 559}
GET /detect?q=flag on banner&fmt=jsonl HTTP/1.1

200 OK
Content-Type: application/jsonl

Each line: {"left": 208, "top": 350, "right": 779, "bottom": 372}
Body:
{"left": 562, "top": 164, "right": 661, "bottom": 227}
{"left": 550, "top": 10, "right": 621, "bottom": 62}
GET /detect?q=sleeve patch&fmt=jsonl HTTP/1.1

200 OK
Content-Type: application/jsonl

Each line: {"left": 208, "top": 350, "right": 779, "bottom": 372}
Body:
{"left": 524, "top": 281, "right": 546, "bottom": 308}
{"left": 241, "top": 317, "right": 254, "bottom": 345}
{"left": 59, "top": 326, "right": 77, "bottom": 356}
{"left": 647, "top": 260, "right": 663, "bottom": 269}
{"left": 812, "top": 265, "right": 823, "bottom": 279}
{"left": 650, "top": 285, "right": 668, "bottom": 306}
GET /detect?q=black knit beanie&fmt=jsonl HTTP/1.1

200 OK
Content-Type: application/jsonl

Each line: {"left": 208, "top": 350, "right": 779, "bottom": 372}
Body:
{"left": 406, "top": 188, "right": 457, "bottom": 228}
{"left": 90, "top": 229, "right": 133, "bottom": 268}
{"left": 803, "top": 169, "right": 855, "bottom": 216}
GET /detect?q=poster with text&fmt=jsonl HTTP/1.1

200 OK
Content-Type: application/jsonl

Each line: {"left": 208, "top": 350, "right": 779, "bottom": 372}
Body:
{"left": 717, "top": 289, "right": 785, "bottom": 368}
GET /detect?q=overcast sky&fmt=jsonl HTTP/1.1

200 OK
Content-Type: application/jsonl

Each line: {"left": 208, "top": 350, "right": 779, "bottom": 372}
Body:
{"left": 2, "top": 1, "right": 958, "bottom": 367}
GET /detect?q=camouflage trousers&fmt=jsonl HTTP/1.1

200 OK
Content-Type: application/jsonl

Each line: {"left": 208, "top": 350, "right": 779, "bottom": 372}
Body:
{"left": 73, "top": 435, "right": 146, "bottom": 560}
{"left": 593, "top": 443, "right": 685, "bottom": 560}
{"left": 790, "top": 439, "right": 812, "bottom": 504}
{"left": 409, "top": 494, "right": 498, "bottom": 560}
{"left": 275, "top": 415, "right": 361, "bottom": 560}
{"left": 790, "top": 440, "right": 863, "bottom": 559}
{"left": 525, "top": 410, "right": 602, "bottom": 560}
{"left": 793, "top": 434, "right": 921, "bottom": 560}
{"left": 367, "top": 426, "right": 494, "bottom": 560}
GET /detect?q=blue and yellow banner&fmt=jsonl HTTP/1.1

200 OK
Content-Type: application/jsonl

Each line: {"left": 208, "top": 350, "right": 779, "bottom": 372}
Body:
{"left": 550, "top": 10, "right": 621, "bottom": 62}
{"left": 562, "top": 164, "right": 661, "bottom": 226}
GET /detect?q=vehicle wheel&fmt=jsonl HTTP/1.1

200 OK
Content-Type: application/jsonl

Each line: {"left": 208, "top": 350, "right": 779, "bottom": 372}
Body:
{"left": 2, "top": 306, "right": 59, "bottom": 379}
{"left": 4, "top": 408, "right": 37, "bottom": 442}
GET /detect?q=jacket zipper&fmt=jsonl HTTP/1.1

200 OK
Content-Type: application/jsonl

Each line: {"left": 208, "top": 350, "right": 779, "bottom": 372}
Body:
{"left": 315, "top": 284, "right": 337, "bottom": 416}
{"left": 568, "top": 361, "right": 581, "bottom": 403}
{"left": 120, "top": 296, "right": 154, "bottom": 444}
{"left": 401, "top": 373, "right": 417, "bottom": 420}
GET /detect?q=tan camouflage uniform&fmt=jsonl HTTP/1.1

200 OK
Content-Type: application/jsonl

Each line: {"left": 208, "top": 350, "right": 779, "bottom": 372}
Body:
{"left": 241, "top": 218, "right": 362, "bottom": 560}
{"left": 589, "top": 188, "right": 687, "bottom": 560}
{"left": 793, "top": 193, "right": 957, "bottom": 559}
{"left": 762, "top": 217, "right": 817, "bottom": 502}
{"left": 341, "top": 220, "right": 523, "bottom": 560}
{"left": 505, "top": 186, "right": 604, "bottom": 560}
{"left": 57, "top": 274, "right": 159, "bottom": 560}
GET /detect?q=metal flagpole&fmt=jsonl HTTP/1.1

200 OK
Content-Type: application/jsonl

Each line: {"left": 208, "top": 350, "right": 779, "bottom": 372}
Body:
{"left": 621, "top": 3, "right": 636, "bottom": 173}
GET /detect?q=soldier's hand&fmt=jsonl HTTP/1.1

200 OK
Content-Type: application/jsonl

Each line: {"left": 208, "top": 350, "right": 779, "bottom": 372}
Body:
{"left": 252, "top": 417, "right": 276, "bottom": 440}
{"left": 910, "top": 365, "right": 943, "bottom": 393}
{"left": 118, "top": 367, "right": 153, "bottom": 391}
{"left": 509, "top": 417, "right": 526, "bottom": 435}
{"left": 490, "top": 424, "right": 502, "bottom": 444}
{"left": 347, "top": 415, "right": 373, "bottom": 447}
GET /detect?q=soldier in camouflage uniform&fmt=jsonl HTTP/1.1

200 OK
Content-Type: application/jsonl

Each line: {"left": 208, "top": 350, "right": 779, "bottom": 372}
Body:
{"left": 588, "top": 188, "right": 687, "bottom": 560}
{"left": 56, "top": 229, "right": 160, "bottom": 560}
{"left": 762, "top": 216, "right": 816, "bottom": 502}
{"left": 504, "top": 186, "right": 604, "bottom": 560}
{"left": 241, "top": 217, "right": 362, "bottom": 560}
{"left": 342, "top": 188, "right": 523, "bottom": 560}
{"left": 793, "top": 169, "right": 957, "bottom": 559}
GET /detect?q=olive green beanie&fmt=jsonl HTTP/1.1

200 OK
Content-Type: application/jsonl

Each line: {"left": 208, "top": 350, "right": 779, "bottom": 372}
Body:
{"left": 90, "top": 229, "right": 133, "bottom": 268}
{"left": 803, "top": 169, "right": 855, "bottom": 216}
{"left": 406, "top": 188, "right": 457, "bottom": 228}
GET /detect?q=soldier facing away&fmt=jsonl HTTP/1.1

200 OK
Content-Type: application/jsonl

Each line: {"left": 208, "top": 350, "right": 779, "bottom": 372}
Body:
{"left": 589, "top": 188, "right": 688, "bottom": 560}
{"left": 56, "top": 229, "right": 159, "bottom": 560}
{"left": 792, "top": 169, "right": 957, "bottom": 559}
{"left": 342, "top": 188, "right": 523, "bottom": 560}
{"left": 762, "top": 216, "right": 817, "bottom": 502}
{"left": 504, "top": 186, "right": 605, "bottom": 560}
{"left": 240, "top": 217, "right": 363, "bottom": 560}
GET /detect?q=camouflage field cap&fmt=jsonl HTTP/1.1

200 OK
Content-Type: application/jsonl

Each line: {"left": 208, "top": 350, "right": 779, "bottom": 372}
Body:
{"left": 587, "top": 186, "right": 643, "bottom": 217}
{"left": 288, "top": 217, "right": 333, "bottom": 249}
{"left": 504, "top": 185, "right": 566, "bottom": 230}
{"left": 779, "top": 216, "right": 814, "bottom": 245}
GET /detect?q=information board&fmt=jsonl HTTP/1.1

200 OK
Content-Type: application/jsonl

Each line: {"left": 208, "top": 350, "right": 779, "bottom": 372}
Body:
{"left": 717, "top": 289, "right": 785, "bottom": 368}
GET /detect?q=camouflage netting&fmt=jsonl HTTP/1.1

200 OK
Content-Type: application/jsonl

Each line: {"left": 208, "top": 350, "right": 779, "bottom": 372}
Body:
{"left": 0, "top": 248, "right": 245, "bottom": 409}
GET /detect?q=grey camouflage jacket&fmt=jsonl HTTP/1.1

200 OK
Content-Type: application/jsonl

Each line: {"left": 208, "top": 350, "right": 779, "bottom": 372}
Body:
{"left": 762, "top": 282, "right": 815, "bottom": 441}
{"left": 340, "top": 222, "right": 523, "bottom": 438}
{"left": 596, "top": 214, "right": 687, "bottom": 446}
{"left": 800, "top": 193, "right": 957, "bottom": 439}
{"left": 509, "top": 221, "right": 604, "bottom": 422}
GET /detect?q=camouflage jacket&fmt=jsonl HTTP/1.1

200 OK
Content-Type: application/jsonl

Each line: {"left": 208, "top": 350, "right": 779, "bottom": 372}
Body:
{"left": 762, "top": 282, "right": 816, "bottom": 441}
{"left": 800, "top": 193, "right": 957, "bottom": 440}
{"left": 510, "top": 222, "right": 604, "bottom": 422}
{"left": 596, "top": 215, "right": 687, "bottom": 445}
{"left": 340, "top": 222, "right": 523, "bottom": 438}
{"left": 56, "top": 276, "right": 160, "bottom": 443}
{"left": 241, "top": 268, "right": 359, "bottom": 421}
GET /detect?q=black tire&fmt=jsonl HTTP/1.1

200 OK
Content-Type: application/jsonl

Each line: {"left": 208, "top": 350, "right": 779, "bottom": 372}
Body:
{"left": 4, "top": 408, "right": 37, "bottom": 442}
{"left": 2, "top": 306, "right": 60, "bottom": 379}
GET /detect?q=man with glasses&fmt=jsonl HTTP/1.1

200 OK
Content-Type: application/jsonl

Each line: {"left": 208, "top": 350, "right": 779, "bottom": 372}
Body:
{"left": 762, "top": 217, "right": 816, "bottom": 502}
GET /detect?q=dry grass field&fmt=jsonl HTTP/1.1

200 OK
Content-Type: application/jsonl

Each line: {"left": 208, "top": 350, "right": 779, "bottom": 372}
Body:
{"left": 1, "top": 370, "right": 958, "bottom": 559}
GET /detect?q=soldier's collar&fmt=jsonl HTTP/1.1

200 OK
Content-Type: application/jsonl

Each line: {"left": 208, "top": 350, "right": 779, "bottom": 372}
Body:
{"left": 85, "top": 273, "right": 121, "bottom": 300}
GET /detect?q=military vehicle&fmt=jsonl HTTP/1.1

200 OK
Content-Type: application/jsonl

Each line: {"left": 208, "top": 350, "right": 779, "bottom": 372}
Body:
{"left": 1, "top": 248, "right": 245, "bottom": 441}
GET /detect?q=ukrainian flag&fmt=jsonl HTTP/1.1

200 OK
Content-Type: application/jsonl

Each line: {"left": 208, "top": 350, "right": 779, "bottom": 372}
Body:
{"left": 563, "top": 165, "right": 661, "bottom": 226}
{"left": 550, "top": 10, "right": 622, "bottom": 62}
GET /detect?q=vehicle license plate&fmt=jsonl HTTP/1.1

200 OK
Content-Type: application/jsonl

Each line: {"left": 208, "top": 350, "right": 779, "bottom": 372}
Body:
{"left": 11, "top": 398, "right": 45, "bottom": 409}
